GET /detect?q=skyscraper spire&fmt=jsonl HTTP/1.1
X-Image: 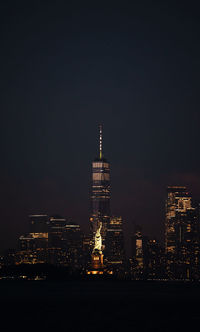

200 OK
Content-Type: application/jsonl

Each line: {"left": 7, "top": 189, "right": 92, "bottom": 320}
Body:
{"left": 99, "top": 124, "right": 103, "bottom": 160}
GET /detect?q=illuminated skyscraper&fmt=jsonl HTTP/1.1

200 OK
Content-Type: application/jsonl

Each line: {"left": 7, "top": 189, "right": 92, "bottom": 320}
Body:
{"left": 143, "top": 238, "right": 165, "bottom": 280}
{"left": 132, "top": 225, "right": 144, "bottom": 268}
{"left": 62, "top": 222, "right": 83, "bottom": 269}
{"left": 165, "top": 186, "right": 191, "bottom": 254}
{"left": 130, "top": 225, "right": 146, "bottom": 279}
{"left": 173, "top": 207, "right": 200, "bottom": 279}
{"left": 48, "top": 216, "right": 67, "bottom": 248}
{"left": 90, "top": 124, "right": 110, "bottom": 250}
{"left": 105, "top": 216, "right": 125, "bottom": 267}
{"left": 17, "top": 214, "right": 49, "bottom": 265}
{"left": 164, "top": 186, "right": 200, "bottom": 279}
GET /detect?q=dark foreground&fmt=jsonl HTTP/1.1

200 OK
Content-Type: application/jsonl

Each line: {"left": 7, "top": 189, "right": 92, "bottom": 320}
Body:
{"left": 1, "top": 280, "right": 200, "bottom": 331}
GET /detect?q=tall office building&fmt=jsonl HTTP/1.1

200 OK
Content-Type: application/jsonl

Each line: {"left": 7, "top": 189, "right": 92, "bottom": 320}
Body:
{"left": 105, "top": 216, "right": 125, "bottom": 267}
{"left": 48, "top": 216, "right": 67, "bottom": 248}
{"left": 46, "top": 216, "right": 67, "bottom": 265}
{"left": 143, "top": 238, "right": 165, "bottom": 280}
{"left": 130, "top": 226, "right": 146, "bottom": 279}
{"left": 173, "top": 207, "right": 199, "bottom": 279}
{"left": 90, "top": 124, "right": 110, "bottom": 251}
{"left": 131, "top": 225, "right": 144, "bottom": 269}
{"left": 62, "top": 222, "right": 83, "bottom": 269}
{"left": 17, "top": 214, "right": 49, "bottom": 265}
{"left": 164, "top": 186, "right": 200, "bottom": 279}
{"left": 165, "top": 186, "right": 191, "bottom": 254}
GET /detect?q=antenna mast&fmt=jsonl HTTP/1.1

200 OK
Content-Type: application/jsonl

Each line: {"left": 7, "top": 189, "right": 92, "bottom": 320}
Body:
{"left": 99, "top": 124, "right": 103, "bottom": 160}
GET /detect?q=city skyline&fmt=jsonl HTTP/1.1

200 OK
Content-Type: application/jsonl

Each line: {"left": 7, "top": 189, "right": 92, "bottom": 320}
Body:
{"left": 1, "top": 123, "right": 199, "bottom": 261}
{"left": 2, "top": 2, "right": 200, "bottom": 331}
{"left": 2, "top": 180, "right": 200, "bottom": 280}
{"left": 1, "top": 121, "right": 200, "bottom": 252}
{"left": 1, "top": 1, "right": 200, "bottom": 252}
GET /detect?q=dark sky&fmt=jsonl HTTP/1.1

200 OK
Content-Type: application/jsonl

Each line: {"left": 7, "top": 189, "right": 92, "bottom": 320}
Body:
{"left": 1, "top": 1, "right": 200, "bottom": 252}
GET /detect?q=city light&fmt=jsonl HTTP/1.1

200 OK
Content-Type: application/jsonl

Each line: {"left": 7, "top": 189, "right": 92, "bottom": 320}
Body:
{"left": 1, "top": 126, "right": 200, "bottom": 282}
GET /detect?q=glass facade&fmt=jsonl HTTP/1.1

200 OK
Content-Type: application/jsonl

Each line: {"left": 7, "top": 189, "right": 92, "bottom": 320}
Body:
{"left": 91, "top": 160, "right": 110, "bottom": 218}
{"left": 90, "top": 158, "right": 110, "bottom": 249}
{"left": 164, "top": 186, "right": 200, "bottom": 279}
{"left": 105, "top": 216, "right": 125, "bottom": 266}
{"left": 165, "top": 186, "right": 191, "bottom": 254}
{"left": 90, "top": 125, "right": 111, "bottom": 251}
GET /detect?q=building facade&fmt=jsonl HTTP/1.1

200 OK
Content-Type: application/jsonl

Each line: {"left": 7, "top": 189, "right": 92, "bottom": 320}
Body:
{"left": 165, "top": 186, "right": 191, "bottom": 254}
{"left": 165, "top": 186, "right": 200, "bottom": 279}
{"left": 105, "top": 216, "right": 125, "bottom": 268}
{"left": 90, "top": 125, "right": 110, "bottom": 251}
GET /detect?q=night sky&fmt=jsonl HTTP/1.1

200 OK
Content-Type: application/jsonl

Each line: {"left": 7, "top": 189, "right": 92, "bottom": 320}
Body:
{"left": 1, "top": 1, "right": 200, "bottom": 252}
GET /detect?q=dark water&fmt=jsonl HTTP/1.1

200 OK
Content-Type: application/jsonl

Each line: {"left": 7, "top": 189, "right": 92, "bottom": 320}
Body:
{"left": 1, "top": 280, "right": 199, "bottom": 331}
